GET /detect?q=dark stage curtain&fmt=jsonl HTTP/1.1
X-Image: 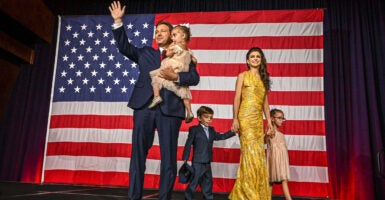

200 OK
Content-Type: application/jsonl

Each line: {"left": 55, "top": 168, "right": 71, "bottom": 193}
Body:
{"left": 324, "top": 0, "right": 385, "bottom": 199}
{"left": 1, "top": 0, "right": 384, "bottom": 199}
{"left": 0, "top": 44, "right": 55, "bottom": 183}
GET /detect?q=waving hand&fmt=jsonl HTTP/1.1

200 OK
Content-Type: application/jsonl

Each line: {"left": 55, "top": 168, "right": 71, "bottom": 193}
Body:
{"left": 109, "top": 1, "right": 126, "bottom": 24}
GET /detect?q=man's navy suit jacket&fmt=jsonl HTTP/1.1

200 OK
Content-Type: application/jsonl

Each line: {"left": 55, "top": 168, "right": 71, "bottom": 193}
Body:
{"left": 182, "top": 125, "right": 235, "bottom": 163}
{"left": 112, "top": 26, "right": 200, "bottom": 118}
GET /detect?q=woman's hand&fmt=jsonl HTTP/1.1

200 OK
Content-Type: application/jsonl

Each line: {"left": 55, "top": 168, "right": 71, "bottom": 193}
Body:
{"left": 265, "top": 122, "right": 274, "bottom": 136}
{"left": 231, "top": 119, "right": 240, "bottom": 133}
{"left": 266, "top": 127, "right": 275, "bottom": 137}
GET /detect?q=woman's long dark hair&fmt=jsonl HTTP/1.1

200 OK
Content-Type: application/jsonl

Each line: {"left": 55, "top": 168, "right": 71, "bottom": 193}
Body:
{"left": 246, "top": 47, "right": 271, "bottom": 91}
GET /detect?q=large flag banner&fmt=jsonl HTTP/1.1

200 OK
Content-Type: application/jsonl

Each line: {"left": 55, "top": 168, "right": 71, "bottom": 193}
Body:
{"left": 43, "top": 10, "right": 327, "bottom": 198}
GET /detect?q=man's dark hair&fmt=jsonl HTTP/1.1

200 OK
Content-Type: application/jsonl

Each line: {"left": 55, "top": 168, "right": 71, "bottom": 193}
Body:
{"left": 156, "top": 21, "right": 173, "bottom": 32}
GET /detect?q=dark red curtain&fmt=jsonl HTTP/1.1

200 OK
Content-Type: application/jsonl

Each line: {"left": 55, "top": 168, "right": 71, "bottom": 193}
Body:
{"left": 324, "top": 0, "right": 385, "bottom": 199}
{"left": 0, "top": 44, "right": 55, "bottom": 182}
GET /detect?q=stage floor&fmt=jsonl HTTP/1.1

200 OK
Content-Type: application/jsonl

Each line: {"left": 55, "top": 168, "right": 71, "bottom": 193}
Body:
{"left": 0, "top": 181, "right": 326, "bottom": 200}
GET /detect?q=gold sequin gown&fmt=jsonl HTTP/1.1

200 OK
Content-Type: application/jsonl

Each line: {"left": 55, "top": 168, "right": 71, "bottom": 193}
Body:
{"left": 229, "top": 71, "right": 271, "bottom": 200}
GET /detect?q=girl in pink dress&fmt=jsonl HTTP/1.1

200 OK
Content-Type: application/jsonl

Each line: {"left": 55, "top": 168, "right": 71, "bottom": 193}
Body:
{"left": 266, "top": 108, "right": 292, "bottom": 200}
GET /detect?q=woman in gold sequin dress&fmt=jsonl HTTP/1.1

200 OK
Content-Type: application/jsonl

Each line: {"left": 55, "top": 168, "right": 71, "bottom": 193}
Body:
{"left": 229, "top": 47, "right": 273, "bottom": 200}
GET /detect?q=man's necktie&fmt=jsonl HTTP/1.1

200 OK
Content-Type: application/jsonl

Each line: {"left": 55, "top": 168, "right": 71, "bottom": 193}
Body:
{"left": 160, "top": 49, "right": 167, "bottom": 61}
{"left": 203, "top": 126, "right": 209, "bottom": 139}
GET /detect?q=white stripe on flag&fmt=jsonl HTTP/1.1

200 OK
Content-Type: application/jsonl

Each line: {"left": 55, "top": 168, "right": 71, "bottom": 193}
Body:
{"left": 189, "top": 22, "right": 323, "bottom": 37}
{"left": 289, "top": 165, "right": 329, "bottom": 183}
{"left": 52, "top": 77, "right": 324, "bottom": 93}
{"left": 187, "top": 104, "right": 325, "bottom": 120}
{"left": 51, "top": 102, "right": 130, "bottom": 116}
{"left": 48, "top": 128, "right": 326, "bottom": 151}
{"left": 51, "top": 102, "right": 325, "bottom": 120}
{"left": 194, "top": 49, "right": 323, "bottom": 64}
{"left": 44, "top": 155, "right": 328, "bottom": 183}
{"left": 191, "top": 77, "right": 324, "bottom": 91}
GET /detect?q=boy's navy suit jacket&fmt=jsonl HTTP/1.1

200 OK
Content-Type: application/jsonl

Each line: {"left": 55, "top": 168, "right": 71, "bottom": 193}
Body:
{"left": 182, "top": 124, "right": 235, "bottom": 163}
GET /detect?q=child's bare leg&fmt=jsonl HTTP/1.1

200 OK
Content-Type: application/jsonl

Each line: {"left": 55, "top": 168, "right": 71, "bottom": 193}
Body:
{"left": 184, "top": 99, "right": 194, "bottom": 123}
{"left": 152, "top": 84, "right": 160, "bottom": 98}
{"left": 282, "top": 180, "right": 292, "bottom": 200}
{"left": 148, "top": 82, "right": 163, "bottom": 109}
{"left": 184, "top": 99, "right": 192, "bottom": 114}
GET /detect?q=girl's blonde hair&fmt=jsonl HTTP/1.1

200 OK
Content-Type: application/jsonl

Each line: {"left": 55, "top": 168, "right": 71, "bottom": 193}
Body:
{"left": 173, "top": 25, "right": 191, "bottom": 42}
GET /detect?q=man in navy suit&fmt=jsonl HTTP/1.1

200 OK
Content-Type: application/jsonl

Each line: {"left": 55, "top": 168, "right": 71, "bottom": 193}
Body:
{"left": 109, "top": 1, "right": 200, "bottom": 200}
{"left": 182, "top": 106, "right": 236, "bottom": 200}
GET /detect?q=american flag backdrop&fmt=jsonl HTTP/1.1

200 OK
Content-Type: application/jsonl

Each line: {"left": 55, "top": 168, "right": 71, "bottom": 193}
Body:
{"left": 43, "top": 10, "right": 328, "bottom": 198}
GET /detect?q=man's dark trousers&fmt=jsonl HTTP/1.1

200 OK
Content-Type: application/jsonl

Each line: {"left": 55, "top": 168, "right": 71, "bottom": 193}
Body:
{"left": 128, "top": 105, "right": 182, "bottom": 200}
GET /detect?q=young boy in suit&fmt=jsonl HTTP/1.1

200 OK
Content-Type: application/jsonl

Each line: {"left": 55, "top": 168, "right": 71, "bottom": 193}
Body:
{"left": 182, "top": 106, "right": 236, "bottom": 200}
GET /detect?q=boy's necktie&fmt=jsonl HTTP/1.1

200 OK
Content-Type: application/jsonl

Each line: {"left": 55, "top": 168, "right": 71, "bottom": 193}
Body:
{"left": 203, "top": 126, "right": 209, "bottom": 139}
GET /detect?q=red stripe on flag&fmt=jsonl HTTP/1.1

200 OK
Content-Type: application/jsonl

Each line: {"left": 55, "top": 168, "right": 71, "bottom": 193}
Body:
{"left": 181, "top": 119, "right": 325, "bottom": 135}
{"left": 154, "top": 36, "right": 323, "bottom": 50}
{"left": 270, "top": 181, "right": 329, "bottom": 198}
{"left": 44, "top": 170, "right": 128, "bottom": 186}
{"left": 288, "top": 150, "right": 328, "bottom": 166}
{"left": 43, "top": 170, "right": 328, "bottom": 197}
{"left": 190, "top": 91, "right": 324, "bottom": 105}
{"left": 46, "top": 142, "right": 131, "bottom": 157}
{"left": 196, "top": 63, "right": 324, "bottom": 77}
{"left": 49, "top": 115, "right": 325, "bottom": 135}
{"left": 155, "top": 10, "right": 324, "bottom": 24}
{"left": 190, "top": 90, "right": 236, "bottom": 104}
{"left": 49, "top": 115, "right": 133, "bottom": 129}
{"left": 276, "top": 120, "right": 325, "bottom": 135}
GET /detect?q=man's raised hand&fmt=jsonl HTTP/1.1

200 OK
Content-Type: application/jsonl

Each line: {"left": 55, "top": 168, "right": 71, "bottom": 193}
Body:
{"left": 109, "top": 1, "right": 126, "bottom": 24}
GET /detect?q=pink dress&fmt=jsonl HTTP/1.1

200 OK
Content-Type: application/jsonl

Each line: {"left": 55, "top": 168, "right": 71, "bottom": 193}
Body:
{"left": 150, "top": 44, "right": 192, "bottom": 99}
{"left": 266, "top": 130, "right": 291, "bottom": 182}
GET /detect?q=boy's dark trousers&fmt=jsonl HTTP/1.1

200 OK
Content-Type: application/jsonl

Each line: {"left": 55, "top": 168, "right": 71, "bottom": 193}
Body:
{"left": 185, "top": 162, "right": 213, "bottom": 200}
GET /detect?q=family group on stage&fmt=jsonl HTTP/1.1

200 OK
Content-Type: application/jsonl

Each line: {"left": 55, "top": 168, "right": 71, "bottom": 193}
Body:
{"left": 109, "top": 1, "right": 292, "bottom": 199}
